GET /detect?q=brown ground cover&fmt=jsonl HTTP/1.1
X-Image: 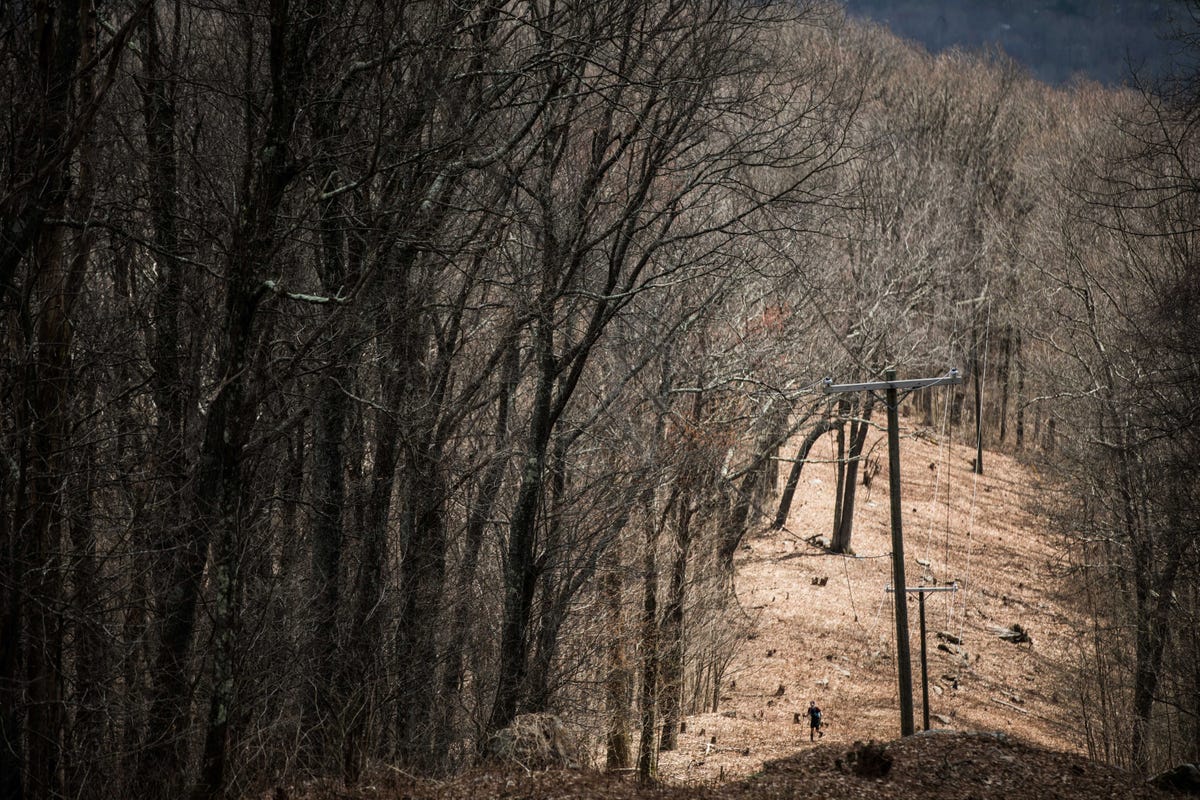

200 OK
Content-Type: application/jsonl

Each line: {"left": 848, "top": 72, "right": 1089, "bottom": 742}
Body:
{"left": 365, "top": 733, "right": 1164, "bottom": 800}
{"left": 656, "top": 423, "right": 1083, "bottom": 785}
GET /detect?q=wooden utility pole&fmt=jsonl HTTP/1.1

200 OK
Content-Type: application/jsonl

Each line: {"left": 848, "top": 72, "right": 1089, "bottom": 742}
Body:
{"left": 888, "top": 584, "right": 958, "bottom": 730}
{"left": 824, "top": 368, "right": 961, "bottom": 737}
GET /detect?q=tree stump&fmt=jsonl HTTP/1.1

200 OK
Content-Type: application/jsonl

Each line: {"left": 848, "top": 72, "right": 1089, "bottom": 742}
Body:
{"left": 844, "top": 740, "right": 893, "bottom": 778}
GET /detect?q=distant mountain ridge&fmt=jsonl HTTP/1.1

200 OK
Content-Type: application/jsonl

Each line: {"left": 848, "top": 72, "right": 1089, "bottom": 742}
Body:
{"left": 841, "top": 0, "right": 1197, "bottom": 86}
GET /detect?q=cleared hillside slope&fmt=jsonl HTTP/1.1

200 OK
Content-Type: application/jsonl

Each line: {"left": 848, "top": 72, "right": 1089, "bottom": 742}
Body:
{"left": 657, "top": 422, "right": 1084, "bottom": 784}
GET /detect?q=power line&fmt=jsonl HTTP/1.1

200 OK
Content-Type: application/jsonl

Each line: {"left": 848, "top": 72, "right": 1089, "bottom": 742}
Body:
{"left": 823, "top": 367, "right": 963, "bottom": 738}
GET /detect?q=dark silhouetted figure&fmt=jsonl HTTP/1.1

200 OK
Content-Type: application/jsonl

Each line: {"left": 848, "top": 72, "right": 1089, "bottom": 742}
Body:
{"left": 806, "top": 701, "right": 823, "bottom": 741}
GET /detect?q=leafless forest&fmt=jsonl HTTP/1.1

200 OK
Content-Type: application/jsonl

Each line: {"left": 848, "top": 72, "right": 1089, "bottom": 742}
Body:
{"left": 1, "top": 1, "right": 1197, "bottom": 798}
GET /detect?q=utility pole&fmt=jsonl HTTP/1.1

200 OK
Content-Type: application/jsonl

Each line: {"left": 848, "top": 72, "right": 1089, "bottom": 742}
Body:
{"left": 824, "top": 368, "right": 961, "bottom": 737}
{"left": 887, "top": 584, "right": 959, "bottom": 730}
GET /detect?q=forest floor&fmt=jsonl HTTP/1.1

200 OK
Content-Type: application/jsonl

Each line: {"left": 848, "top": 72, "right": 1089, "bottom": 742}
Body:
{"left": 279, "top": 422, "right": 1181, "bottom": 799}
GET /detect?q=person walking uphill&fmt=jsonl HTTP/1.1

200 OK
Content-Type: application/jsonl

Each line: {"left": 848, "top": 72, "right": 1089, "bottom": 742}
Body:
{"left": 806, "top": 701, "right": 823, "bottom": 741}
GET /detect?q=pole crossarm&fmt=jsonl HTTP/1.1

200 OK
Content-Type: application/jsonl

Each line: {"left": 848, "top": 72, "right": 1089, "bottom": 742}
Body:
{"left": 886, "top": 584, "right": 960, "bottom": 594}
{"left": 822, "top": 370, "right": 962, "bottom": 398}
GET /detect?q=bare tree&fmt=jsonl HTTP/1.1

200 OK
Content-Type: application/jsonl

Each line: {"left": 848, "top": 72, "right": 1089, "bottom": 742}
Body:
{"left": 1030, "top": 53, "right": 1200, "bottom": 770}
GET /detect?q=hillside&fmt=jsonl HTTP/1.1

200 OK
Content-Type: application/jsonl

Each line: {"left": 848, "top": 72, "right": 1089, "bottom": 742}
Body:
{"left": 309, "top": 732, "right": 1171, "bottom": 799}
{"left": 657, "top": 422, "right": 1083, "bottom": 784}
{"left": 275, "top": 424, "right": 1182, "bottom": 799}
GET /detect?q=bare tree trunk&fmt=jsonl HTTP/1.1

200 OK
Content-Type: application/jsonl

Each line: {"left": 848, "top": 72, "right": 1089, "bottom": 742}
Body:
{"left": 604, "top": 544, "right": 633, "bottom": 770}
{"left": 831, "top": 398, "right": 848, "bottom": 542}
{"left": 301, "top": 94, "right": 358, "bottom": 767}
{"left": 1130, "top": 514, "right": 1186, "bottom": 774}
{"left": 1015, "top": 332, "right": 1025, "bottom": 449}
{"left": 950, "top": 388, "right": 965, "bottom": 427}
{"left": 1190, "top": 584, "right": 1200, "bottom": 762}
{"left": 193, "top": 482, "right": 247, "bottom": 800}
{"left": 136, "top": 13, "right": 206, "bottom": 789}
{"left": 23, "top": 230, "right": 72, "bottom": 800}
{"left": 636, "top": 491, "right": 660, "bottom": 785}
{"left": 64, "top": 31, "right": 106, "bottom": 789}
{"left": 658, "top": 499, "right": 692, "bottom": 752}
{"left": 525, "top": 441, "right": 573, "bottom": 714}
{"left": 832, "top": 396, "right": 875, "bottom": 555}
{"left": 67, "top": 424, "right": 107, "bottom": 800}
{"left": 997, "top": 327, "right": 1012, "bottom": 444}
{"left": 773, "top": 419, "right": 836, "bottom": 530}
{"left": 303, "top": 363, "right": 349, "bottom": 759}
{"left": 489, "top": 314, "right": 556, "bottom": 734}
{"left": 394, "top": 440, "right": 448, "bottom": 771}
{"left": 971, "top": 331, "right": 984, "bottom": 475}
{"left": 0, "top": 442, "right": 20, "bottom": 800}
{"left": 140, "top": 0, "right": 191, "bottom": 509}
{"left": 919, "top": 380, "right": 934, "bottom": 426}
{"left": 341, "top": 389, "right": 401, "bottom": 775}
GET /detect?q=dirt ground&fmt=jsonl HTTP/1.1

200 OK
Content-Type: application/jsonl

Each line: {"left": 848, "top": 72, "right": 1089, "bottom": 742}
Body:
{"left": 655, "top": 420, "right": 1086, "bottom": 786}
{"left": 363, "top": 733, "right": 1167, "bottom": 800}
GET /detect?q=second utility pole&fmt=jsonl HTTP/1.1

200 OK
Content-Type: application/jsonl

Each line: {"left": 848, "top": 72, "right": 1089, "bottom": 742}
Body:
{"left": 823, "top": 367, "right": 961, "bottom": 737}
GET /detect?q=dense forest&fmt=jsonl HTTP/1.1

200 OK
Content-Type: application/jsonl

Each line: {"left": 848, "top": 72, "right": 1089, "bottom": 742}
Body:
{"left": 0, "top": 1, "right": 1197, "bottom": 798}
